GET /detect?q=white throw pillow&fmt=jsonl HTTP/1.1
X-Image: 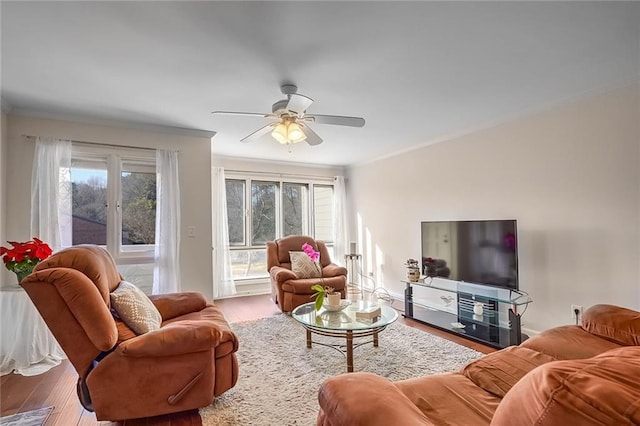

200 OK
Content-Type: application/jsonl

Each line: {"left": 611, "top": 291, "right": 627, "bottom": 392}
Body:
{"left": 290, "top": 251, "right": 322, "bottom": 279}
{"left": 110, "top": 280, "right": 162, "bottom": 335}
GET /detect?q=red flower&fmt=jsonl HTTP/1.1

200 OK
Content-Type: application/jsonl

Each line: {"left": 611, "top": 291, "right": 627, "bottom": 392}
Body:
{"left": 33, "top": 238, "right": 53, "bottom": 260}
{"left": 0, "top": 238, "right": 53, "bottom": 276}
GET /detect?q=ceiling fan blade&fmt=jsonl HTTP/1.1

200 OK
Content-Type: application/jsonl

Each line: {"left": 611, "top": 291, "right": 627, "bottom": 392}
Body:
{"left": 286, "top": 94, "right": 314, "bottom": 115}
{"left": 303, "top": 114, "right": 365, "bottom": 127}
{"left": 212, "top": 111, "right": 274, "bottom": 118}
{"left": 240, "top": 123, "right": 276, "bottom": 143}
{"left": 301, "top": 124, "right": 323, "bottom": 146}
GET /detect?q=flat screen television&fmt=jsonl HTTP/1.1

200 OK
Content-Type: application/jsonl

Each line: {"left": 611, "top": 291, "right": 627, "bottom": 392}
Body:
{"left": 420, "top": 219, "right": 518, "bottom": 290}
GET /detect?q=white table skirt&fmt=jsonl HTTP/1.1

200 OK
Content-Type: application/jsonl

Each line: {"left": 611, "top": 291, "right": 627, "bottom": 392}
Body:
{"left": 0, "top": 289, "right": 66, "bottom": 376}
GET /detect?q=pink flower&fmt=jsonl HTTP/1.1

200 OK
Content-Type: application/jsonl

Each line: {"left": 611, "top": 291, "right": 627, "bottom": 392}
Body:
{"left": 302, "top": 243, "right": 320, "bottom": 262}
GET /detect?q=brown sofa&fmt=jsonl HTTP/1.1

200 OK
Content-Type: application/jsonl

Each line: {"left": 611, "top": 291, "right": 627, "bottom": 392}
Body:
{"left": 20, "top": 245, "right": 239, "bottom": 421}
{"left": 317, "top": 304, "right": 640, "bottom": 425}
{"left": 267, "top": 235, "right": 347, "bottom": 312}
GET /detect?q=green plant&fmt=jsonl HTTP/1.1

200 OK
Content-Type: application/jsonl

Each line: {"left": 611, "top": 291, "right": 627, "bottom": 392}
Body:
{"left": 310, "top": 284, "right": 335, "bottom": 311}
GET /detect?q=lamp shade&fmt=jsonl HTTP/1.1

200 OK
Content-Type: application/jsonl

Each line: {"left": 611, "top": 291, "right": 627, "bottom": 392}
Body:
{"left": 270, "top": 119, "right": 307, "bottom": 144}
{"left": 288, "top": 122, "right": 306, "bottom": 143}
{"left": 271, "top": 122, "right": 289, "bottom": 144}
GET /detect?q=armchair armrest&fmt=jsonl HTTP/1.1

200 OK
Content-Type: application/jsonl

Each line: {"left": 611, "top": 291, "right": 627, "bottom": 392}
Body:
{"left": 317, "top": 372, "right": 432, "bottom": 426}
{"left": 581, "top": 304, "right": 640, "bottom": 346}
{"left": 270, "top": 266, "right": 297, "bottom": 282}
{"left": 322, "top": 263, "right": 347, "bottom": 277}
{"left": 149, "top": 292, "right": 207, "bottom": 321}
{"left": 117, "top": 321, "right": 222, "bottom": 357}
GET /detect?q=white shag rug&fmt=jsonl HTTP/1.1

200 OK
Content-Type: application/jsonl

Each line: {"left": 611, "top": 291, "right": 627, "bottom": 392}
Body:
{"left": 200, "top": 314, "right": 482, "bottom": 426}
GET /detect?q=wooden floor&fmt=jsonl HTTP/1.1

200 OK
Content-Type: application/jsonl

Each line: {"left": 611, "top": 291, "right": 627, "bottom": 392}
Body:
{"left": 0, "top": 294, "right": 494, "bottom": 425}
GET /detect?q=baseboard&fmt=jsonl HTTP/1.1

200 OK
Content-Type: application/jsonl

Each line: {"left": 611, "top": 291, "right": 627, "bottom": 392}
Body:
{"left": 521, "top": 326, "right": 540, "bottom": 337}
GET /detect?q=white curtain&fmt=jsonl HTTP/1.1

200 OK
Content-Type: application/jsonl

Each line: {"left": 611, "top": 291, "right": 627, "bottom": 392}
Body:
{"left": 212, "top": 167, "right": 236, "bottom": 298}
{"left": 332, "top": 175, "right": 349, "bottom": 266}
{"left": 30, "top": 137, "right": 72, "bottom": 251}
{"left": 153, "top": 150, "right": 181, "bottom": 294}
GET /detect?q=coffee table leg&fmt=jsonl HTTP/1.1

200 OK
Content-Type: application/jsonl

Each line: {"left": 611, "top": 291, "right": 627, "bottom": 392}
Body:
{"left": 306, "top": 329, "right": 312, "bottom": 348}
{"left": 346, "top": 330, "right": 354, "bottom": 372}
{"left": 373, "top": 330, "right": 379, "bottom": 347}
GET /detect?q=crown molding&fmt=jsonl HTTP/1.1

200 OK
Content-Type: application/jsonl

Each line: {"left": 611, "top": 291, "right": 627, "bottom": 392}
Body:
{"left": 8, "top": 108, "right": 216, "bottom": 139}
{"left": 212, "top": 153, "right": 347, "bottom": 173}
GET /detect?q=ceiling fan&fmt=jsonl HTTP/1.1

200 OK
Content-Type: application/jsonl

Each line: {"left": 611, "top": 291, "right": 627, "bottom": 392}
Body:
{"left": 212, "top": 84, "right": 365, "bottom": 146}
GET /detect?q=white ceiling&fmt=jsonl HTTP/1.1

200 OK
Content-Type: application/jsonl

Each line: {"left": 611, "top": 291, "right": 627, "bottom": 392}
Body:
{"left": 2, "top": 1, "right": 639, "bottom": 166}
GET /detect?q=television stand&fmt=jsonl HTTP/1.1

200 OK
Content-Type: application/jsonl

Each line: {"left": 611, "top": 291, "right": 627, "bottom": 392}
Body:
{"left": 402, "top": 280, "right": 532, "bottom": 349}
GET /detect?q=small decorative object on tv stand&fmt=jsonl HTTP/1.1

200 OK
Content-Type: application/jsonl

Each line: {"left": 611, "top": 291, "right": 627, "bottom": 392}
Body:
{"left": 404, "top": 258, "right": 421, "bottom": 282}
{"left": 402, "top": 279, "right": 532, "bottom": 349}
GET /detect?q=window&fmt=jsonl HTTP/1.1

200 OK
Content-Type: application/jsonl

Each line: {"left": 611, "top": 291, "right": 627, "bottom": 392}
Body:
{"left": 282, "top": 182, "right": 309, "bottom": 236}
{"left": 313, "top": 185, "right": 334, "bottom": 241}
{"left": 225, "top": 174, "right": 334, "bottom": 281}
{"left": 70, "top": 145, "right": 156, "bottom": 292}
{"left": 226, "top": 179, "right": 245, "bottom": 246}
{"left": 120, "top": 162, "right": 156, "bottom": 248}
{"left": 251, "top": 181, "right": 277, "bottom": 245}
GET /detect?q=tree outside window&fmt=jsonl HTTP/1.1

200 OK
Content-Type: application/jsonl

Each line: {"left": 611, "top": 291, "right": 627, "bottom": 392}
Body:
{"left": 225, "top": 175, "right": 333, "bottom": 281}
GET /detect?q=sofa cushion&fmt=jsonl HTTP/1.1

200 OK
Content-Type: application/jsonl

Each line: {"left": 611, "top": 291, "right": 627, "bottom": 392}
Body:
{"left": 114, "top": 318, "right": 138, "bottom": 343}
{"left": 462, "top": 346, "right": 557, "bottom": 398}
{"left": 395, "top": 372, "right": 501, "bottom": 425}
{"left": 520, "top": 325, "right": 622, "bottom": 360}
{"left": 110, "top": 280, "right": 162, "bottom": 335}
{"left": 581, "top": 304, "right": 640, "bottom": 346}
{"left": 274, "top": 235, "right": 318, "bottom": 264}
{"left": 281, "top": 275, "right": 346, "bottom": 294}
{"left": 163, "top": 304, "right": 239, "bottom": 357}
{"left": 490, "top": 346, "right": 640, "bottom": 426}
{"left": 289, "top": 251, "right": 321, "bottom": 279}
{"left": 318, "top": 372, "right": 431, "bottom": 426}
{"left": 149, "top": 292, "right": 207, "bottom": 321}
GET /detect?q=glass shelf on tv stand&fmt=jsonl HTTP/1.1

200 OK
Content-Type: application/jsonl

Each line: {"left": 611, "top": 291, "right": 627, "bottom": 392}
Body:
{"left": 401, "top": 279, "right": 532, "bottom": 349}
{"left": 402, "top": 279, "right": 532, "bottom": 306}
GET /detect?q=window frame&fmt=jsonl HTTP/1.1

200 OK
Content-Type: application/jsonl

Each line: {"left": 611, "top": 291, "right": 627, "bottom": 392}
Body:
{"left": 224, "top": 171, "right": 335, "bottom": 282}
{"left": 70, "top": 144, "right": 156, "bottom": 264}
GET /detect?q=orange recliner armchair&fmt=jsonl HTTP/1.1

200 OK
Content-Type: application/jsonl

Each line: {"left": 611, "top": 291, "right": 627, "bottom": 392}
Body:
{"left": 20, "top": 245, "right": 239, "bottom": 421}
{"left": 267, "top": 235, "right": 347, "bottom": 313}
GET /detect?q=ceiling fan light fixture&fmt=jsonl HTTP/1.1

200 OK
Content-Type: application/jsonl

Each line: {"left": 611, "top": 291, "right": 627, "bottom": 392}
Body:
{"left": 288, "top": 122, "right": 306, "bottom": 143}
{"left": 271, "top": 122, "right": 289, "bottom": 144}
{"left": 213, "top": 84, "right": 363, "bottom": 146}
{"left": 270, "top": 120, "right": 306, "bottom": 144}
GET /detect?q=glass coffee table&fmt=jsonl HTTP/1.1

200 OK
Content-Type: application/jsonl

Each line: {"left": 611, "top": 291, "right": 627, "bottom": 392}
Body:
{"left": 291, "top": 300, "right": 398, "bottom": 372}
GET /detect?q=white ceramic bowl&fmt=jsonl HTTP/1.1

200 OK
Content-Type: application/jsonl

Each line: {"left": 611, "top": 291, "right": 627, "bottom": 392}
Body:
{"left": 323, "top": 300, "right": 351, "bottom": 312}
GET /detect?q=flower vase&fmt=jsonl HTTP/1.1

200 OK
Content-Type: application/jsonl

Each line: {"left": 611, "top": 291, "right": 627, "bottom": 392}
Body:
{"left": 326, "top": 292, "right": 341, "bottom": 306}
{"left": 14, "top": 267, "right": 33, "bottom": 284}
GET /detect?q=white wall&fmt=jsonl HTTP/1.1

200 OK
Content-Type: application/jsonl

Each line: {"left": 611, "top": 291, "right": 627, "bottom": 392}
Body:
{"left": 347, "top": 83, "right": 640, "bottom": 333}
{"left": 2, "top": 114, "right": 215, "bottom": 298}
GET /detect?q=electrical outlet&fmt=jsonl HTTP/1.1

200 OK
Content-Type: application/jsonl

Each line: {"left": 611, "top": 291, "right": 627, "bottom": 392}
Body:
{"left": 571, "top": 304, "right": 583, "bottom": 321}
